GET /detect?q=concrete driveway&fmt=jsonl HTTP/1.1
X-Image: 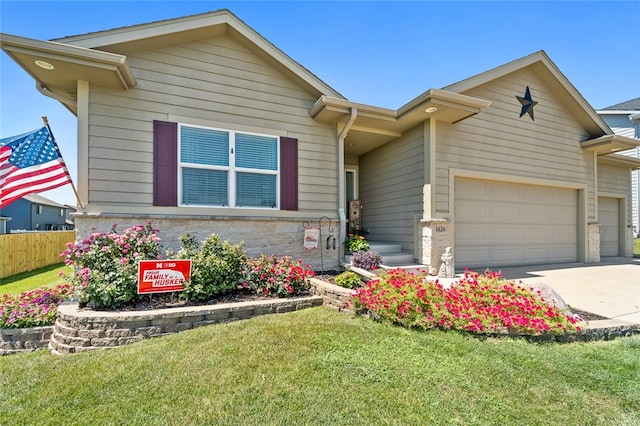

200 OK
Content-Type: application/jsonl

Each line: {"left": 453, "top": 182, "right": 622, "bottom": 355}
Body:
{"left": 496, "top": 257, "right": 640, "bottom": 325}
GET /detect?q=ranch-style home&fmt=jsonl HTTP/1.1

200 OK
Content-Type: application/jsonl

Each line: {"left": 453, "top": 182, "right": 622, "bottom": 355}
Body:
{"left": 2, "top": 9, "right": 639, "bottom": 273}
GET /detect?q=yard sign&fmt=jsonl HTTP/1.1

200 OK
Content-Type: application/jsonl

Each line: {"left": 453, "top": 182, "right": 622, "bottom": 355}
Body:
{"left": 137, "top": 260, "right": 191, "bottom": 294}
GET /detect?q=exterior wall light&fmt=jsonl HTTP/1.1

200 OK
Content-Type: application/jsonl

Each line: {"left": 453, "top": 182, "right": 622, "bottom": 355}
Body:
{"left": 425, "top": 106, "right": 438, "bottom": 114}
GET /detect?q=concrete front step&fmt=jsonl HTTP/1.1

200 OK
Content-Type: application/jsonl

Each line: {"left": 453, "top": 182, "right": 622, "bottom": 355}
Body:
{"left": 369, "top": 242, "right": 414, "bottom": 266}
{"left": 345, "top": 241, "right": 418, "bottom": 268}
{"left": 379, "top": 252, "right": 416, "bottom": 266}
{"left": 368, "top": 242, "right": 402, "bottom": 254}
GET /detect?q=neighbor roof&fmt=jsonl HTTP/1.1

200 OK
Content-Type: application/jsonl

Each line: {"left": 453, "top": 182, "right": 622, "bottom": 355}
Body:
{"left": 598, "top": 97, "right": 640, "bottom": 112}
{"left": 23, "top": 193, "right": 66, "bottom": 208}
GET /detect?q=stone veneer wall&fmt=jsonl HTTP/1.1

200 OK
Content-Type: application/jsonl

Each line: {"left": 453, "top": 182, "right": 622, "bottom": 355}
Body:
{"left": 49, "top": 296, "right": 322, "bottom": 355}
{"left": 74, "top": 215, "right": 342, "bottom": 272}
{"left": 0, "top": 326, "right": 52, "bottom": 356}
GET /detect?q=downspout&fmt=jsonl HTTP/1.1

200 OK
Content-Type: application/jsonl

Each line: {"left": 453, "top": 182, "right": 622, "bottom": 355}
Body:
{"left": 338, "top": 107, "right": 358, "bottom": 263}
{"left": 36, "top": 82, "right": 77, "bottom": 108}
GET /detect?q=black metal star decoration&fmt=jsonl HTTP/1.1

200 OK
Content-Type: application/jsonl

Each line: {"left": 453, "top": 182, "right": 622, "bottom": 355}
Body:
{"left": 516, "top": 86, "right": 538, "bottom": 121}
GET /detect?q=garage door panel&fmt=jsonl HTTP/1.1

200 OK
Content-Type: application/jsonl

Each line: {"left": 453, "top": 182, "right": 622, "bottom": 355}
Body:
{"left": 456, "top": 201, "right": 488, "bottom": 221}
{"left": 492, "top": 205, "right": 521, "bottom": 223}
{"left": 455, "top": 178, "right": 578, "bottom": 268}
{"left": 490, "top": 188, "right": 519, "bottom": 203}
{"left": 599, "top": 197, "right": 620, "bottom": 257}
{"left": 457, "top": 180, "right": 488, "bottom": 198}
{"left": 456, "top": 224, "right": 488, "bottom": 242}
{"left": 522, "top": 227, "right": 551, "bottom": 241}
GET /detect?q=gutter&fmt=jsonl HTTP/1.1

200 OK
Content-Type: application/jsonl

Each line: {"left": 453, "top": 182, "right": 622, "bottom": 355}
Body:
{"left": 337, "top": 107, "right": 358, "bottom": 261}
{"left": 36, "top": 82, "right": 77, "bottom": 108}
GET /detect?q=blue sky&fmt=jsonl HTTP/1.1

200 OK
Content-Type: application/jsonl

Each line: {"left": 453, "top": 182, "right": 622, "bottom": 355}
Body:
{"left": 1, "top": 1, "right": 639, "bottom": 206}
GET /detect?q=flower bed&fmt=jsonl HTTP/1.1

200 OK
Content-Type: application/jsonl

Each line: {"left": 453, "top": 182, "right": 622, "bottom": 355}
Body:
{"left": 0, "top": 284, "right": 73, "bottom": 328}
{"left": 350, "top": 268, "right": 585, "bottom": 336}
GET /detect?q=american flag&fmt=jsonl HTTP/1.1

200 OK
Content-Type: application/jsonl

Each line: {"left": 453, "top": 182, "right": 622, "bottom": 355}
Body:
{"left": 0, "top": 126, "right": 72, "bottom": 208}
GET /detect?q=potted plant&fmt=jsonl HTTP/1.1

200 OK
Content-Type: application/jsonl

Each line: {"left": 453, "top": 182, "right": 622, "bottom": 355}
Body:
{"left": 344, "top": 234, "right": 369, "bottom": 253}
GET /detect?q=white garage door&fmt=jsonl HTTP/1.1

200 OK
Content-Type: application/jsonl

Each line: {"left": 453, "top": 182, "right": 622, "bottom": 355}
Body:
{"left": 455, "top": 178, "right": 578, "bottom": 268}
{"left": 598, "top": 197, "right": 620, "bottom": 257}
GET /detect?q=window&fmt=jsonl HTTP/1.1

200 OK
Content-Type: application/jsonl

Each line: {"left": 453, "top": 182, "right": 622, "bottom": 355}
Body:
{"left": 37, "top": 205, "right": 43, "bottom": 215}
{"left": 178, "top": 125, "right": 279, "bottom": 208}
{"left": 152, "top": 120, "right": 297, "bottom": 210}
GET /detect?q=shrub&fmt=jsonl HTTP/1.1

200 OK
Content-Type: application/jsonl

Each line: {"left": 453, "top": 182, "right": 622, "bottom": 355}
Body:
{"left": 351, "top": 268, "right": 583, "bottom": 335}
{"left": 244, "top": 255, "right": 314, "bottom": 297}
{"left": 334, "top": 271, "right": 364, "bottom": 289}
{"left": 171, "top": 233, "right": 247, "bottom": 302}
{"left": 351, "top": 250, "right": 382, "bottom": 271}
{"left": 62, "top": 222, "right": 163, "bottom": 310}
{"left": 344, "top": 234, "right": 369, "bottom": 252}
{"left": 0, "top": 284, "right": 74, "bottom": 328}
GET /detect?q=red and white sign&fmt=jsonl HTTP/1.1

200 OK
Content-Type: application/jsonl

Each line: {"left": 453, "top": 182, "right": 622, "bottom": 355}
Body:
{"left": 137, "top": 260, "right": 191, "bottom": 294}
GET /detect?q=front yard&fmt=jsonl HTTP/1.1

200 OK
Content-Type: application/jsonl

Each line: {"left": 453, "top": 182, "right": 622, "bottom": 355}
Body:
{"left": 1, "top": 307, "right": 639, "bottom": 425}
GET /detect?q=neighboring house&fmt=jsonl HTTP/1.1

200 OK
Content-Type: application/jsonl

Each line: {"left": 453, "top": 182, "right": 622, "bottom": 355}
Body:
{"left": 0, "top": 194, "right": 73, "bottom": 233}
{"left": 2, "top": 9, "right": 639, "bottom": 272}
{"left": 0, "top": 216, "right": 10, "bottom": 234}
{"left": 596, "top": 97, "right": 640, "bottom": 237}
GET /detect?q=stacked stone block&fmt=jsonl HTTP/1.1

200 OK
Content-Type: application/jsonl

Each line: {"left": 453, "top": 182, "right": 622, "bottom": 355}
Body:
{"left": 49, "top": 296, "right": 323, "bottom": 355}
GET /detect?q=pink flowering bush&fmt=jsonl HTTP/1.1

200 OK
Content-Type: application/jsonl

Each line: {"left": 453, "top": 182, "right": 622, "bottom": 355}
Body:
{"left": 351, "top": 268, "right": 583, "bottom": 335}
{"left": 244, "top": 255, "right": 314, "bottom": 298}
{"left": 0, "top": 284, "right": 74, "bottom": 328}
{"left": 61, "top": 222, "right": 163, "bottom": 310}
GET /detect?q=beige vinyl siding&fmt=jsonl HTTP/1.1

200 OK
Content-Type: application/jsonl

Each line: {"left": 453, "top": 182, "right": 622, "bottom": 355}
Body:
{"left": 359, "top": 125, "right": 424, "bottom": 252}
{"left": 86, "top": 34, "right": 337, "bottom": 213}
{"left": 435, "top": 68, "right": 595, "bottom": 217}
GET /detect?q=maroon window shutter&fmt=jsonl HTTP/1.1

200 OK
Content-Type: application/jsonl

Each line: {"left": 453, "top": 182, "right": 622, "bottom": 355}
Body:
{"left": 153, "top": 120, "right": 178, "bottom": 206}
{"left": 280, "top": 137, "right": 298, "bottom": 211}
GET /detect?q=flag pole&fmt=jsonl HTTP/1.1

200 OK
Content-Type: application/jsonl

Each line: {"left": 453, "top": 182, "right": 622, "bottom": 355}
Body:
{"left": 42, "top": 116, "right": 85, "bottom": 210}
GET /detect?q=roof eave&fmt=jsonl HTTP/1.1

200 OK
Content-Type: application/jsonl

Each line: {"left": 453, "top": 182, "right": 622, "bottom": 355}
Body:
{"left": 598, "top": 153, "right": 640, "bottom": 170}
{"left": 581, "top": 134, "right": 640, "bottom": 156}
{"left": 0, "top": 33, "right": 136, "bottom": 115}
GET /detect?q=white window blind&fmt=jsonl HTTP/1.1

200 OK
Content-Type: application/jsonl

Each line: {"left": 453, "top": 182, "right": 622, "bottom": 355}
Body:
{"left": 179, "top": 125, "right": 279, "bottom": 208}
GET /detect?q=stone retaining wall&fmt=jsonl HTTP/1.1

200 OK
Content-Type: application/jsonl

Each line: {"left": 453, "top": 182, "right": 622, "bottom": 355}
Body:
{"left": 49, "top": 296, "right": 323, "bottom": 355}
{"left": 3, "top": 278, "right": 640, "bottom": 356}
{"left": 0, "top": 326, "right": 53, "bottom": 356}
{"left": 307, "top": 278, "right": 355, "bottom": 313}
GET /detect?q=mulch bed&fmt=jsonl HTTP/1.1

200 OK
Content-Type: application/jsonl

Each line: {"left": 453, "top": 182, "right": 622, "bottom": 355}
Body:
{"left": 103, "top": 289, "right": 312, "bottom": 312}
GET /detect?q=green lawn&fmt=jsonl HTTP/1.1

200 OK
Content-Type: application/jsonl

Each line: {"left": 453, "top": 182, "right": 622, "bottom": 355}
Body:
{"left": 0, "top": 263, "right": 67, "bottom": 296}
{"left": 1, "top": 307, "right": 639, "bottom": 425}
{"left": 635, "top": 238, "right": 640, "bottom": 258}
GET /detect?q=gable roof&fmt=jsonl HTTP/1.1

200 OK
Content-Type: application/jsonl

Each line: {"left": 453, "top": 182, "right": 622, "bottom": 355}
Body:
{"left": 598, "top": 97, "right": 640, "bottom": 113}
{"left": 442, "top": 50, "right": 613, "bottom": 139}
{"left": 22, "top": 193, "right": 66, "bottom": 208}
{"left": 0, "top": 9, "right": 342, "bottom": 115}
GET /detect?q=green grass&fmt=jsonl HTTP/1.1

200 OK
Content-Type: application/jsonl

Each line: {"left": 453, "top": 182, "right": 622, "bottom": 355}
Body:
{"left": 0, "top": 263, "right": 67, "bottom": 296}
{"left": 634, "top": 238, "right": 640, "bottom": 258}
{"left": 1, "top": 307, "right": 639, "bottom": 425}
